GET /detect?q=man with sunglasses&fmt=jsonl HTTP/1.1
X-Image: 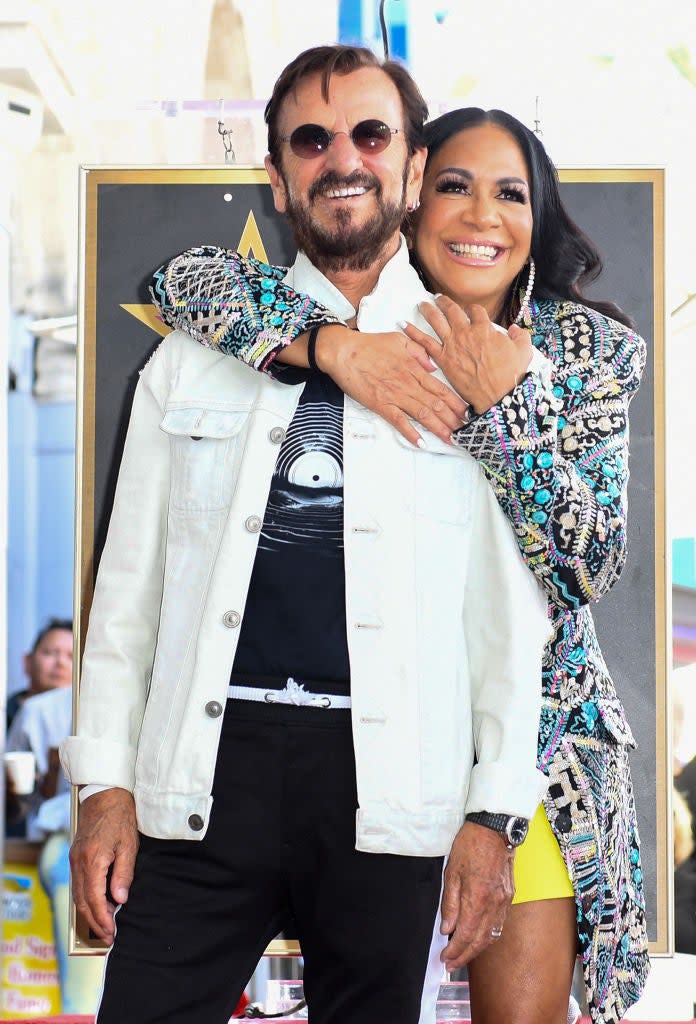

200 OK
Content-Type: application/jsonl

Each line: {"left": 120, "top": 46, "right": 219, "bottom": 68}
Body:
{"left": 62, "top": 44, "right": 549, "bottom": 1024}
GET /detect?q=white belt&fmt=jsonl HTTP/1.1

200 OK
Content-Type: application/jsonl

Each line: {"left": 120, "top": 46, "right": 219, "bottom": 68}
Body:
{"left": 228, "top": 677, "right": 351, "bottom": 709}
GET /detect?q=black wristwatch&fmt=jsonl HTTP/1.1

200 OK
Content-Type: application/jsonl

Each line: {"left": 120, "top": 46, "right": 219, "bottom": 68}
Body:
{"left": 465, "top": 811, "right": 529, "bottom": 848}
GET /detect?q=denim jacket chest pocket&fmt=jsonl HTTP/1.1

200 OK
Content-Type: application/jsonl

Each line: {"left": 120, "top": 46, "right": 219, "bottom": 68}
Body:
{"left": 394, "top": 431, "right": 475, "bottom": 525}
{"left": 160, "top": 405, "right": 252, "bottom": 513}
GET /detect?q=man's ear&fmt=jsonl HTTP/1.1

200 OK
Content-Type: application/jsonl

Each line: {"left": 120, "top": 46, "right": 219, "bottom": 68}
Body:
{"left": 265, "top": 154, "right": 288, "bottom": 214}
{"left": 406, "top": 146, "right": 427, "bottom": 211}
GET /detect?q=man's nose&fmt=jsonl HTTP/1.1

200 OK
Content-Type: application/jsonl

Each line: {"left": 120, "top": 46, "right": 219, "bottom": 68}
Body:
{"left": 323, "top": 131, "right": 363, "bottom": 175}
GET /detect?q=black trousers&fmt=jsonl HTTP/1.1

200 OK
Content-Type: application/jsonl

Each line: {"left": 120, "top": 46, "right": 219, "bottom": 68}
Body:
{"left": 96, "top": 701, "right": 445, "bottom": 1024}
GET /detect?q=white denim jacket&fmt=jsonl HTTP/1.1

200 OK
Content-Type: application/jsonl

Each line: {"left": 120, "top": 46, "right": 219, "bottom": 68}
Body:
{"left": 61, "top": 240, "right": 550, "bottom": 856}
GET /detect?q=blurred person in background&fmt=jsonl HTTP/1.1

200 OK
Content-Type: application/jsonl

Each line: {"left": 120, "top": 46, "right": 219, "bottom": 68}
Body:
{"left": 6, "top": 618, "right": 73, "bottom": 730}
{"left": 674, "top": 663, "right": 696, "bottom": 829}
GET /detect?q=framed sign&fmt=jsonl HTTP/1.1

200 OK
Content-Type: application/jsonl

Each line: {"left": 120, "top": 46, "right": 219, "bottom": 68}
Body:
{"left": 73, "top": 166, "right": 667, "bottom": 956}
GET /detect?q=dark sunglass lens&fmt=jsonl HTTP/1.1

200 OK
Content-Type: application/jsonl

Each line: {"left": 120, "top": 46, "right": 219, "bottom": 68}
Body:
{"left": 352, "top": 120, "right": 392, "bottom": 153}
{"left": 290, "top": 124, "right": 331, "bottom": 158}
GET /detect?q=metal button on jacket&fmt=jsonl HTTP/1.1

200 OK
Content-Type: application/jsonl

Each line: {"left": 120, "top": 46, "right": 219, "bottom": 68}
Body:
{"left": 222, "top": 610, "right": 241, "bottom": 628}
{"left": 188, "top": 814, "right": 204, "bottom": 831}
{"left": 269, "top": 426, "right": 285, "bottom": 444}
{"left": 245, "top": 515, "right": 262, "bottom": 533}
{"left": 205, "top": 701, "right": 223, "bottom": 718}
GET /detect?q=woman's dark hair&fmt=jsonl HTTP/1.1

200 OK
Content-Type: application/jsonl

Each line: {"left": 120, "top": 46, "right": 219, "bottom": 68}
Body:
{"left": 419, "top": 108, "right": 633, "bottom": 327}
{"left": 265, "top": 45, "right": 428, "bottom": 167}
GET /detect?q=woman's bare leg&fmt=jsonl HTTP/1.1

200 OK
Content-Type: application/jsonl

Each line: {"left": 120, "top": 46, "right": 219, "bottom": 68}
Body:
{"left": 468, "top": 897, "right": 578, "bottom": 1024}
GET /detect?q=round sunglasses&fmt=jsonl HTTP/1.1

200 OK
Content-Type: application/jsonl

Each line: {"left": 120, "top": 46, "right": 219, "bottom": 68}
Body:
{"left": 281, "top": 119, "right": 401, "bottom": 159}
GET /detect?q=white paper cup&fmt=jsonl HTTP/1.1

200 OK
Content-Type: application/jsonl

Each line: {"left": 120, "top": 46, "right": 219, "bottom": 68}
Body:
{"left": 4, "top": 751, "right": 36, "bottom": 795}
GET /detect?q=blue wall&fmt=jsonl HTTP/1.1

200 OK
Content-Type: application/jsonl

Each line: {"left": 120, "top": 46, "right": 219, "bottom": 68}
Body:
{"left": 6, "top": 394, "right": 75, "bottom": 697}
{"left": 338, "top": 0, "right": 409, "bottom": 60}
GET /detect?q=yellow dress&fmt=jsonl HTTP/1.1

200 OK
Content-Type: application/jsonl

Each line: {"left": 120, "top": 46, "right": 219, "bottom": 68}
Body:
{"left": 512, "top": 804, "right": 574, "bottom": 904}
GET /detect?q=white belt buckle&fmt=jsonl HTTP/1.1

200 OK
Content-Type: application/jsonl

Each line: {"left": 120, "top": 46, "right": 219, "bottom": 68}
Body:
{"left": 227, "top": 678, "right": 350, "bottom": 709}
{"left": 265, "top": 677, "right": 331, "bottom": 708}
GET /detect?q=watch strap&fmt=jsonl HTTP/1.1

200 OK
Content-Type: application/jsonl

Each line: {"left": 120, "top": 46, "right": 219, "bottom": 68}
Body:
{"left": 465, "top": 811, "right": 511, "bottom": 833}
{"left": 465, "top": 810, "right": 529, "bottom": 848}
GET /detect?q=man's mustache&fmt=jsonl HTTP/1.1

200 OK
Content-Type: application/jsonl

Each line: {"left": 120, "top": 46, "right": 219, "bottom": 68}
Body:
{"left": 308, "top": 171, "right": 381, "bottom": 204}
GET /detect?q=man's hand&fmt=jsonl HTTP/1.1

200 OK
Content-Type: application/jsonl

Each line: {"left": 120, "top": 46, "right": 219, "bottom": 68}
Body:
{"left": 402, "top": 296, "right": 533, "bottom": 415}
{"left": 439, "top": 821, "right": 515, "bottom": 970}
{"left": 69, "top": 787, "right": 138, "bottom": 944}
{"left": 314, "top": 324, "right": 469, "bottom": 446}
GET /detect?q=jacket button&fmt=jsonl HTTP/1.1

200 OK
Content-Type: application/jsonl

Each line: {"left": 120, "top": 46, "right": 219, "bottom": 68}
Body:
{"left": 269, "top": 427, "right": 285, "bottom": 444}
{"left": 205, "top": 701, "right": 223, "bottom": 718}
{"left": 555, "top": 811, "right": 572, "bottom": 834}
{"left": 222, "top": 610, "right": 241, "bottom": 628}
{"left": 188, "top": 814, "right": 204, "bottom": 831}
{"left": 245, "top": 515, "right": 262, "bottom": 533}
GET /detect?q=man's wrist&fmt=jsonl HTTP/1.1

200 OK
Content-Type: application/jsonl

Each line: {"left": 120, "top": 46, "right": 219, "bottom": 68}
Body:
{"left": 465, "top": 811, "right": 529, "bottom": 848}
{"left": 313, "top": 323, "right": 350, "bottom": 375}
{"left": 79, "top": 783, "right": 114, "bottom": 803}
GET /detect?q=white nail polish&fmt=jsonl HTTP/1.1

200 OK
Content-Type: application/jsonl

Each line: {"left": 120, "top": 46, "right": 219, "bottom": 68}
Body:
{"left": 416, "top": 437, "right": 425, "bottom": 449}
{"left": 397, "top": 319, "right": 408, "bottom": 330}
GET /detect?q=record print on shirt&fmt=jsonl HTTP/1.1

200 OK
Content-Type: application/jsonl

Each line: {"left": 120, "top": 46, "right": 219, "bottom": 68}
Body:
{"left": 231, "top": 367, "right": 350, "bottom": 687}
{"left": 260, "top": 370, "right": 343, "bottom": 555}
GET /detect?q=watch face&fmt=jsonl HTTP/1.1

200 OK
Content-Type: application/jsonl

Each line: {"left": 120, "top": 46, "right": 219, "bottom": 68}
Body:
{"left": 507, "top": 817, "right": 529, "bottom": 846}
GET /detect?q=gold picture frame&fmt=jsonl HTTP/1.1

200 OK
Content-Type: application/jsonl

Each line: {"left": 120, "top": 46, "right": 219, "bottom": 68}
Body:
{"left": 72, "top": 166, "right": 667, "bottom": 958}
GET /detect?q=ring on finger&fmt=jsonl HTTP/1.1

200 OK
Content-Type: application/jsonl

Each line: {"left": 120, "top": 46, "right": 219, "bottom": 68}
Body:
{"left": 491, "top": 926, "right": 503, "bottom": 939}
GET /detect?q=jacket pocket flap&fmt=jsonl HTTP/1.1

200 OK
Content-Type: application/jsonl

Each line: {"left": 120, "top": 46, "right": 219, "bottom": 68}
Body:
{"left": 160, "top": 407, "right": 249, "bottom": 439}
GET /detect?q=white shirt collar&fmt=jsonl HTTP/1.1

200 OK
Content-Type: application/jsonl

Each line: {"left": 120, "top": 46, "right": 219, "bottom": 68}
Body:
{"left": 283, "top": 235, "right": 424, "bottom": 325}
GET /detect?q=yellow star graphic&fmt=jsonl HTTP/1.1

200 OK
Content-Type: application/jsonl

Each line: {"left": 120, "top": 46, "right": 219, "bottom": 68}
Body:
{"left": 120, "top": 304, "right": 171, "bottom": 336}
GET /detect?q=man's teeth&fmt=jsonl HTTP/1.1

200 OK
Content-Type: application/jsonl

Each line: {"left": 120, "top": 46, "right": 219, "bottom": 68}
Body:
{"left": 449, "top": 242, "right": 499, "bottom": 259}
{"left": 324, "top": 187, "right": 368, "bottom": 198}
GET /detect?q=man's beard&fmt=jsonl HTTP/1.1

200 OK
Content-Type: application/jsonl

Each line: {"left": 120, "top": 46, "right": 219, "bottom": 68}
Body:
{"left": 282, "top": 168, "right": 408, "bottom": 274}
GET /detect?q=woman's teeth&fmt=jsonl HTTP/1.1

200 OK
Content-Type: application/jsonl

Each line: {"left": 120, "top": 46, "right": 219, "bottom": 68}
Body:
{"left": 448, "top": 242, "right": 499, "bottom": 260}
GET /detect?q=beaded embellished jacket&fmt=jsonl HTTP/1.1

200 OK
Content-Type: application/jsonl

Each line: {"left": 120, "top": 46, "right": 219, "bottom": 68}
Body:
{"left": 150, "top": 246, "right": 650, "bottom": 1024}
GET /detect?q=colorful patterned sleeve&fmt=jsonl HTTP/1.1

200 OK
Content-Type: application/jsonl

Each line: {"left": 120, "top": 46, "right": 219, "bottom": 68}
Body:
{"left": 149, "top": 245, "right": 341, "bottom": 372}
{"left": 450, "top": 300, "right": 647, "bottom": 610}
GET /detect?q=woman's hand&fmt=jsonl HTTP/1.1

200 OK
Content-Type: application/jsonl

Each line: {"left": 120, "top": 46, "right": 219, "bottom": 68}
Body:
{"left": 312, "top": 324, "right": 469, "bottom": 446}
{"left": 402, "top": 296, "right": 533, "bottom": 415}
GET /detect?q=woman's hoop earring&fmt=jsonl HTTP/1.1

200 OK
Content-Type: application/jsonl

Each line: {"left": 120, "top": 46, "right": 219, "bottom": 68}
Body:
{"left": 514, "top": 257, "right": 535, "bottom": 326}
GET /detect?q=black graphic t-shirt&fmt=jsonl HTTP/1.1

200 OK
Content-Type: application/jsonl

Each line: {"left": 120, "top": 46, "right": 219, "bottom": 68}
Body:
{"left": 231, "top": 367, "right": 350, "bottom": 691}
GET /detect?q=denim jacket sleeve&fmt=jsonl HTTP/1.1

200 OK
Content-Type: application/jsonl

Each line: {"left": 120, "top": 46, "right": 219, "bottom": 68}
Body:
{"left": 450, "top": 300, "right": 646, "bottom": 611}
{"left": 60, "top": 338, "right": 174, "bottom": 791}
{"left": 463, "top": 463, "right": 550, "bottom": 818}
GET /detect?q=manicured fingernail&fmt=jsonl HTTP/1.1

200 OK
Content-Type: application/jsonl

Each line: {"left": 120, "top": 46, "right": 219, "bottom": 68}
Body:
{"left": 397, "top": 319, "right": 408, "bottom": 329}
{"left": 416, "top": 437, "right": 425, "bottom": 449}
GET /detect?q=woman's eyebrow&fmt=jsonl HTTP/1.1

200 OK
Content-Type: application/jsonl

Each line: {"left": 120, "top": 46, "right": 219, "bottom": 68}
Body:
{"left": 436, "top": 166, "right": 473, "bottom": 179}
{"left": 435, "top": 166, "right": 528, "bottom": 188}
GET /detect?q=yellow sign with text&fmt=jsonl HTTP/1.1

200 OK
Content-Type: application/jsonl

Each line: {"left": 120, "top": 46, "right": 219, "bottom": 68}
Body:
{"left": 2, "top": 863, "right": 61, "bottom": 1019}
